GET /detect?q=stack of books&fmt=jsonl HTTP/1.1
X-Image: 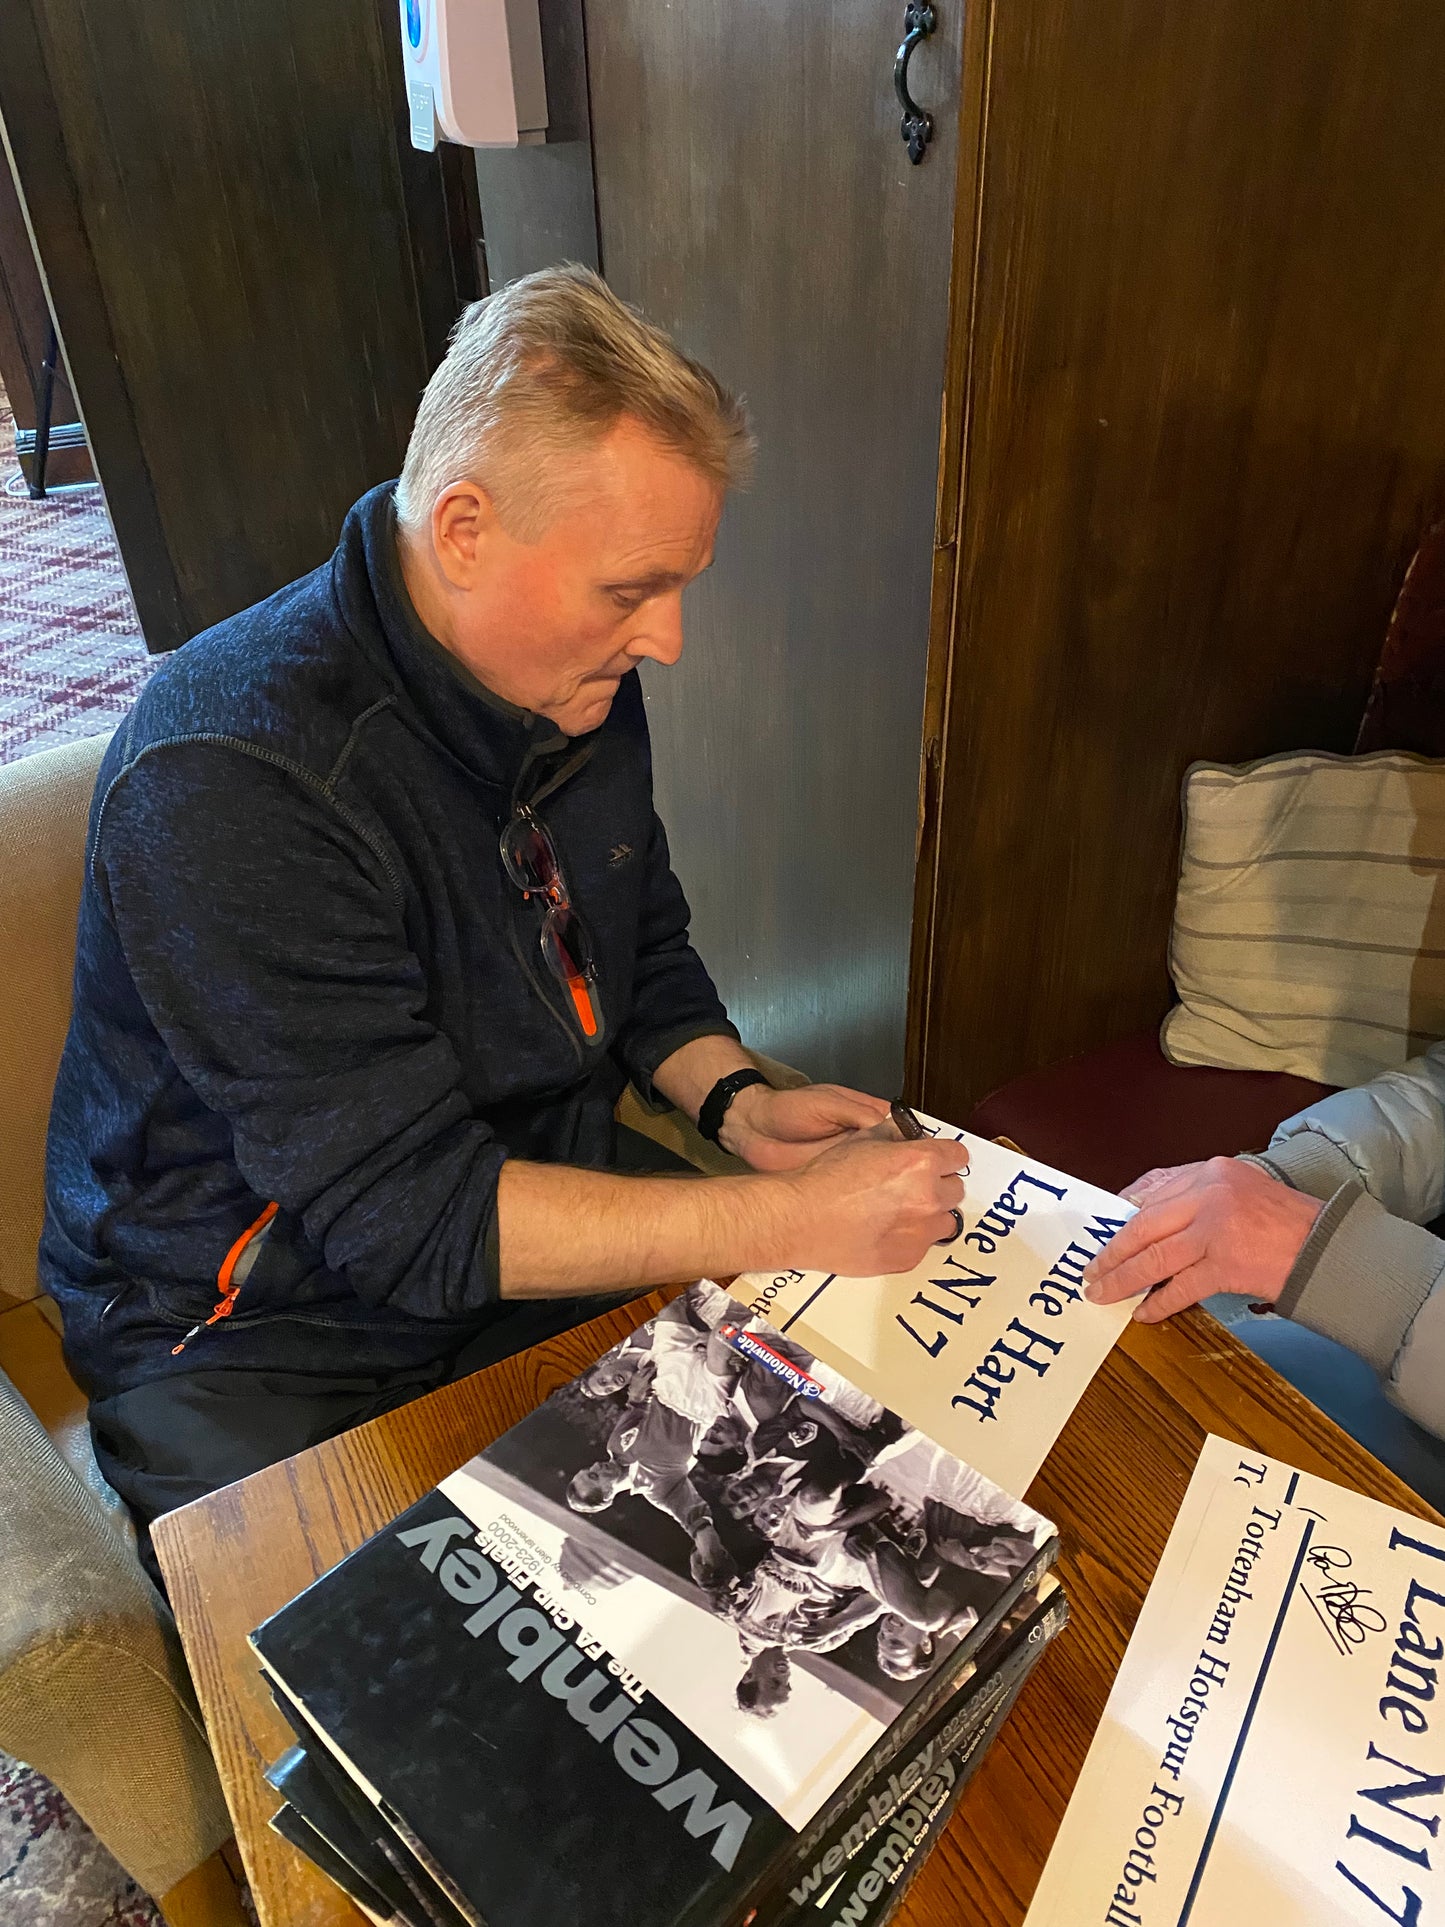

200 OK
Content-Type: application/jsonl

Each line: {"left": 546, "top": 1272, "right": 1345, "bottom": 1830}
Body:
{"left": 251, "top": 1277, "right": 1071, "bottom": 1927}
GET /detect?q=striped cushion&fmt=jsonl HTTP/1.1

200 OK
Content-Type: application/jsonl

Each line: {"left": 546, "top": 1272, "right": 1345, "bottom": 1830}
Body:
{"left": 1161, "top": 750, "right": 1445, "bottom": 1086}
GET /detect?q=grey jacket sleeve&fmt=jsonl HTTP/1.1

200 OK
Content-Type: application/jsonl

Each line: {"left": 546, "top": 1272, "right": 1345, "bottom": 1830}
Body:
{"left": 1240, "top": 1060, "right": 1445, "bottom": 1439}
{"left": 1264, "top": 1042, "right": 1445, "bottom": 1223}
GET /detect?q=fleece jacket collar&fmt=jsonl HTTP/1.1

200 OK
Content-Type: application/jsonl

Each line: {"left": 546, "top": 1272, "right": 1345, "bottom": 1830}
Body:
{"left": 332, "top": 483, "right": 591, "bottom": 810}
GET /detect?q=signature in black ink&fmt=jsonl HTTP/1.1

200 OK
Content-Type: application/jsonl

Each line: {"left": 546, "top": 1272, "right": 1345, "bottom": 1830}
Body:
{"left": 1299, "top": 1548, "right": 1388, "bottom": 1655}
{"left": 1305, "top": 1544, "right": 1354, "bottom": 1578}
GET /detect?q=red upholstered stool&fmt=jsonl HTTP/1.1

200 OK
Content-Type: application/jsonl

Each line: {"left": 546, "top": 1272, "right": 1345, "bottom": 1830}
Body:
{"left": 964, "top": 1029, "right": 1336, "bottom": 1194}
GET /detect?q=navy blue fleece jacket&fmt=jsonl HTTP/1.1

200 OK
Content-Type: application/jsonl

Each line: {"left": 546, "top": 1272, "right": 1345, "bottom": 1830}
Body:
{"left": 41, "top": 484, "right": 736, "bottom": 1400}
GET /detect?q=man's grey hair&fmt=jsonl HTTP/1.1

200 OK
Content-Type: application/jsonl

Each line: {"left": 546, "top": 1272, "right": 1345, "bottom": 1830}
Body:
{"left": 396, "top": 264, "right": 753, "bottom": 541}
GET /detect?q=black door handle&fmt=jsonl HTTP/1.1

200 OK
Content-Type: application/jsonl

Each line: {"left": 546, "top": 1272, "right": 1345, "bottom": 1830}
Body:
{"left": 894, "top": 2, "right": 937, "bottom": 164}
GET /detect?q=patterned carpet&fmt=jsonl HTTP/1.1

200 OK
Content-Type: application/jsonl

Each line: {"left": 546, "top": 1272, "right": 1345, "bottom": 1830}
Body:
{"left": 0, "top": 381, "right": 152, "bottom": 765}
{"left": 0, "top": 1757, "right": 163, "bottom": 1927}
{"left": 1, "top": 387, "right": 167, "bottom": 1922}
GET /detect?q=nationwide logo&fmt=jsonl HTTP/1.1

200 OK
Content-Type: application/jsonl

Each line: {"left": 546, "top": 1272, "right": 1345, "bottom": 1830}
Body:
{"left": 717, "top": 1323, "right": 823, "bottom": 1399}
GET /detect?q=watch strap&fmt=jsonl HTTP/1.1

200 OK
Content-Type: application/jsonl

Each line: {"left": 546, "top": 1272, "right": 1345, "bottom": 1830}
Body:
{"left": 697, "top": 1067, "right": 770, "bottom": 1145}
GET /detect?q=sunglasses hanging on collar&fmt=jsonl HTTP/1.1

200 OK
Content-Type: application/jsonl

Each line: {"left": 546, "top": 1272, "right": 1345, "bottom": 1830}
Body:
{"left": 499, "top": 804, "right": 600, "bottom": 1038}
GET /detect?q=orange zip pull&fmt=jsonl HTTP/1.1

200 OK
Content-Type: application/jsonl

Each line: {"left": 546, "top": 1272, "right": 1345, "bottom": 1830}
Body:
{"left": 566, "top": 972, "right": 599, "bottom": 1038}
{"left": 171, "top": 1199, "right": 279, "bottom": 1355}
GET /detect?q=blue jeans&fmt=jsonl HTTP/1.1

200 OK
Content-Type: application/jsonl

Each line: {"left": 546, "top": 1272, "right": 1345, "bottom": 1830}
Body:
{"left": 1205, "top": 1295, "right": 1445, "bottom": 1513}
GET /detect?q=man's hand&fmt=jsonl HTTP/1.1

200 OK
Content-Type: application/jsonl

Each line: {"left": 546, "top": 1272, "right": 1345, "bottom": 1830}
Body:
{"left": 782, "top": 1133, "right": 967, "bottom": 1276}
{"left": 648, "top": 1035, "right": 889, "bottom": 1168}
{"left": 690, "top": 1522, "right": 738, "bottom": 1591}
{"left": 1082, "top": 1157, "right": 1323, "bottom": 1324}
{"left": 720, "top": 1081, "right": 891, "bottom": 1170}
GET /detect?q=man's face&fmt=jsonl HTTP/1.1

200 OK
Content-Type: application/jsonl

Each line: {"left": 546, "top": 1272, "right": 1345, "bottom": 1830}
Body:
{"left": 567, "top": 1461, "right": 627, "bottom": 1511}
{"left": 723, "top": 1468, "right": 780, "bottom": 1520}
{"left": 736, "top": 1644, "right": 791, "bottom": 1716}
{"left": 876, "top": 1614, "right": 930, "bottom": 1680}
{"left": 583, "top": 1360, "right": 630, "bottom": 1399}
{"left": 754, "top": 1493, "right": 791, "bottom": 1538}
{"left": 415, "top": 417, "right": 723, "bottom": 737}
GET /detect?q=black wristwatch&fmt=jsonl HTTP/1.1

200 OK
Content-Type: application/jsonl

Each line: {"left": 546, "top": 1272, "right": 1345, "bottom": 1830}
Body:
{"left": 697, "top": 1067, "right": 771, "bottom": 1145}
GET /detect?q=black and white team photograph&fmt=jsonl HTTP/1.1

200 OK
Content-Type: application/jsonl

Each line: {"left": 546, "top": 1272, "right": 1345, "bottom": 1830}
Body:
{"left": 443, "top": 1282, "right": 1051, "bottom": 1821}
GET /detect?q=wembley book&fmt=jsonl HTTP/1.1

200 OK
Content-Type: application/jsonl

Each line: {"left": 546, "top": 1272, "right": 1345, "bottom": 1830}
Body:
{"left": 771, "top": 1574, "right": 1068, "bottom": 1923}
{"left": 250, "top": 1270, "right": 1075, "bottom": 1927}
{"left": 791, "top": 1671, "right": 1033, "bottom": 1927}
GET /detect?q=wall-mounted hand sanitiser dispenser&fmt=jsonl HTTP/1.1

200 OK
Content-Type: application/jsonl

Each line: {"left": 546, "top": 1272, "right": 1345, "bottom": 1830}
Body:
{"left": 400, "top": 0, "right": 548, "bottom": 150}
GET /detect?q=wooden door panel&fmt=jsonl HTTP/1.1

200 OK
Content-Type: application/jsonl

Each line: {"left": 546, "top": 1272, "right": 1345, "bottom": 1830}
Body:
{"left": 1, "top": 0, "right": 474, "bottom": 648}
{"left": 915, "top": 0, "right": 1445, "bottom": 1119}
{"left": 587, "top": 1, "right": 964, "bottom": 1093}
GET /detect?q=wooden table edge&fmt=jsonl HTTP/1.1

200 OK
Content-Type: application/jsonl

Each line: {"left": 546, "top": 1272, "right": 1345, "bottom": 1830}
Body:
{"left": 153, "top": 1297, "right": 1442, "bottom": 1927}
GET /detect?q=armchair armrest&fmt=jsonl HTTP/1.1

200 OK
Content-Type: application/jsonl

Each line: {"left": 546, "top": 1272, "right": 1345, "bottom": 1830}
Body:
{"left": 0, "top": 1368, "right": 231, "bottom": 1900}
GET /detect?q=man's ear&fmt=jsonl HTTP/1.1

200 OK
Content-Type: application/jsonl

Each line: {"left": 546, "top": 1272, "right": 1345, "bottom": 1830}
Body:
{"left": 430, "top": 479, "right": 502, "bottom": 588}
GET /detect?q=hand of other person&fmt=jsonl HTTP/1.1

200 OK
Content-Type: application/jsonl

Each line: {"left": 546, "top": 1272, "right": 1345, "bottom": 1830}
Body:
{"left": 720, "top": 1081, "right": 892, "bottom": 1171}
{"left": 783, "top": 1134, "right": 967, "bottom": 1276}
{"left": 1082, "top": 1157, "right": 1323, "bottom": 1324}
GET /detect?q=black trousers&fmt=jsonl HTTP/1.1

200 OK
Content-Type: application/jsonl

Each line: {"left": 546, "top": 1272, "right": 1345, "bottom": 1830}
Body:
{"left": 90, "top": 1126, "right": 694, "bottom": 1585}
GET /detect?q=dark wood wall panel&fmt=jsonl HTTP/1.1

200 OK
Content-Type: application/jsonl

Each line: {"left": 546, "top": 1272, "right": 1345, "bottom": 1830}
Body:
{"left": 913, "top": 0, "right": 1445, "bottom": 1120}
{"left": 0, "top": 145, "right": 92, "bottom": 488}
{"left": 0, "top": 0, "right": 473, "bottom": 649}
{"left": 0, "top": 0, "right": 183, "bottom": 633}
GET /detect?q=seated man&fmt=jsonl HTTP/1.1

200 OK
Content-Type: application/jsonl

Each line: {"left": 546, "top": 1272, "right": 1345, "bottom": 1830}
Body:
{"left": 41, "top": 266, "right": 964, "bottom": 1560}
{"left": 1083, "top": 1042, "right": 1445, "bottom": 1502}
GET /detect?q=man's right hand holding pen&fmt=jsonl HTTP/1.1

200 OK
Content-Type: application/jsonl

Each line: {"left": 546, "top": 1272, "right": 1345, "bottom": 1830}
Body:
{"left": 762, "top": 1097, "right": 969, "bottom": 1278}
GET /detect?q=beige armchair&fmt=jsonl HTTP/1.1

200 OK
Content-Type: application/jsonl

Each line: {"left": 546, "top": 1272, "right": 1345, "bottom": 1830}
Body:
{"left": 0, "top": 733, "right": 239, "bottom": 1923}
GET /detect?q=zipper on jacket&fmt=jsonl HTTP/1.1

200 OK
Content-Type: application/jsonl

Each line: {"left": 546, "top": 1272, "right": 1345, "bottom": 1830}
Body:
{"left": 147, "top": 1282, "right": 448, "bottom": 1336}
{"left": 170, "top": 1200, "right": 279, "bottom": 1355}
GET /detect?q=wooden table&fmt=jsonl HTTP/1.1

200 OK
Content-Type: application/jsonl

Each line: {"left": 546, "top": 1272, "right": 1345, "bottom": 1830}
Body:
{"left": 154, "top": 1297, "right": 1442, "bottom": 1927}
